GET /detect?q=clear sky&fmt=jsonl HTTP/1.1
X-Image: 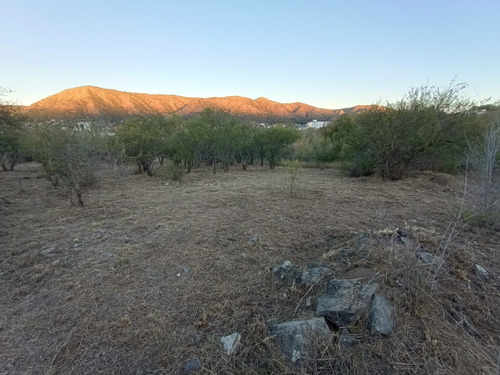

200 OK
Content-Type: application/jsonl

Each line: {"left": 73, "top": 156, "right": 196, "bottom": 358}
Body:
{"left": 3, "top": 0, "right": 499, "bottom": 109}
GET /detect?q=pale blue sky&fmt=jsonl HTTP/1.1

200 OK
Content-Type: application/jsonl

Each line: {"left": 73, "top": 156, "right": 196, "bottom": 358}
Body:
{"left": 3, "top": 0, "right": 499, "bottom": 109}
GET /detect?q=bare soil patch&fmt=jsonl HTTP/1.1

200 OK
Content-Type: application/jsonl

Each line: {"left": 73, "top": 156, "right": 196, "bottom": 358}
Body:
{"left": 1, "top": 163, "right": 499, "bottom": 374}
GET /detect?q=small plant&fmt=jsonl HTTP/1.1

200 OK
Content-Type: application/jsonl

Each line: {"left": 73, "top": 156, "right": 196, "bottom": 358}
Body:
{"left": 282, "top": 159, "right": 302, "bottom": 197}
{"left": 166, "top": 162, "right": 185, "bottom": 182}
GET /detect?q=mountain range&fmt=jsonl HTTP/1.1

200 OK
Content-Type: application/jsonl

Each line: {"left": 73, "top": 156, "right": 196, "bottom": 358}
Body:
{"left": 25, "top": 86, "right": 370, "bottom": 122}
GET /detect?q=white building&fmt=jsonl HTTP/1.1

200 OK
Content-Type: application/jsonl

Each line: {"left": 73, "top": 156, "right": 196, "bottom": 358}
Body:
{"left": 306, "top": 119, "right": 330, "bottom": 129}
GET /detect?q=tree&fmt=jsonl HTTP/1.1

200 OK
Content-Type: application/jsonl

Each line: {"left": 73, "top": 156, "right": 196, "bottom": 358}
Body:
{"left": 259, "top": 126, "right": 300, "bottom": 169}
{"left": 115, "top": 115, "right": 180, "bottom": 176}
{"left": 340, "top": 82, "right": 481, "bottom": 180}
{"left": 0, "top": 88, "right": 24, "bottom": 171}
{"left": 468, "top": 111, "right": 500, "bottom": 224}
{"left": 185, "top": 108, "right": 250, "bottom": 174}
{"left": 35, "top": 123, "right": 107, "bottom": 206}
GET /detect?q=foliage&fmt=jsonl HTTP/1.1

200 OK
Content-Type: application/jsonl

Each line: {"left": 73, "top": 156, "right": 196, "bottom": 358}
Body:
{"left": 327, "top": 82, "right": 482, "bottom": 180}
{"left": 281, "top": 159, "right": 302, "bottom": 197}
{"left": 295, "top": 129, "right": 337, "bottom": 167}
{"left": 35, "top": 123, "right": 108, "bottom": 206}
{"left": 466, "top": 110, "right": 500, "bottom": 227}
{"left": 115, "top": 115, "right": 181, "bottom": 176}
{"left": 258, "top": 125, "right": 300, "bottom": 169}
{"left": 0, "top": 88, "right": 24, "bottom": 171}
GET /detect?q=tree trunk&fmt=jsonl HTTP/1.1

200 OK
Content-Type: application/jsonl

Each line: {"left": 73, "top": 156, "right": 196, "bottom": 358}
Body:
{"left": 76, "top": 189, "right": 84, "bottom": 206}
{"left": 147, "top": 162, "right": 154, "bottom": 177}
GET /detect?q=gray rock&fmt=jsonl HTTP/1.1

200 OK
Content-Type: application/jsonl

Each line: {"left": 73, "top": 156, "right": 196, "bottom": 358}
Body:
{"left": 247, "top": 235, "right": 259, "bottom": 244}
{"left": 368, "top": 294, "right": 394, "bottom": 336}
{"left": 99, "top": 251, "right": 113, "bottom": 260}
{"left": 273, "top": 261, "right": 292, "bottom": 281}
{"left": 473, "top": 264, "right": 488, "bottom": 281}
{"left": 270, "top": 317, "right": 331, "bottom": 365}
{"left": 316, "top": 279, "right": 378, "bottom": 328}
{"left": 338, "top": 329, "right": 357, "bottom": 348}
{"left": 397, "top": 228, "right": 409, "bottom": 238}
{"left": 180, "top": 357, "right": 202, "bottom": 374}
{"left": 397, "top": 231, "right": 412, "bottom": 247}
{"left": 220, "top": 332, "right": 241, "bottom": 355}
{"left": 40, "top": 246, "right": 57, "bottom": 257}
{"left": 182, "top": 266, "right": 191, "bottom": 274}
{"left": 419, "top": 252, "right": 444, "bottom": 266}
{"left": 358, "top": 233, "right": 371, "bottom": 253}
{"left": 298, "top": 266, "right": 331, "bottom": 286}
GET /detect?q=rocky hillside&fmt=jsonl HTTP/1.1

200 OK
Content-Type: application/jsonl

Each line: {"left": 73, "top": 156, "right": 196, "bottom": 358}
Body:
{"left": 25, "top": 86, "right": 371, "bottom": 122}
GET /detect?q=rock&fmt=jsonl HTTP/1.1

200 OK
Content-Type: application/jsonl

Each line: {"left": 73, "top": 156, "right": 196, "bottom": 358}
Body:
{"left": 247, "top": 235, "right": 259, "bottom": 244}
{"left": 40, "top": 246, "right": 57, "bottom": 257}
{"left": 473, "top": 264, "right": 488, "bottom": 281}
{"left": 180, "top": 357, "right": 202, "bottom": 374}
{"left": 368, "top": 294, "right": 394, "bottom": 336}
{"left": 316, "top": 279, "right": 378, "bottom": 329}
{"left": 270, "top": 317, "right": 331, "bottom": 365}
{"left": 273, "top": 261, "right": 292, "bottom": 281}
{"left": 358, "top": 233, "right": 371, "bottom": 253}
{"left": 39, "top": 244, "right": 67, "bottom": 257}
{"left": 397, "top": 228, "right": 409, "bottom": 238}
{"left": 338, "top": 329, "right": 357, "bottom": 348}
{"left": 397, "top": 229, "right": 412, "bottom": 247}
{"left": 298, "top": 266, "right": 331, "bottom": 287}
{"left": 182, "top": 266, "right": 191, "bottom": 274}
{"left": 220, "top": 332, "right": 241, "bottom": 355}
{"left": 343, "top": 267, "right": 377, "bottom": 282}
{"left": 99, "top": 251, "right": 113, "bottom": 260}
{"left": 419, "top": 252, "right": 444, "bottom": 266}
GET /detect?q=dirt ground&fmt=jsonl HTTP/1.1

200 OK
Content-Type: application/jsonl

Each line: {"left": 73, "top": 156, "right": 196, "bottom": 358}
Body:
{"left": 1, "top": 162, "right": 499, "bottom": 374}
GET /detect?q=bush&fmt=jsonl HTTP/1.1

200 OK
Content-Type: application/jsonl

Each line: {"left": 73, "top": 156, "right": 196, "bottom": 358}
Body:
{"left": 258, "top": 126, "right": 300, "bottom": 169}
{"left": 35, "top": 123, "right": 106, "bottom": 206}
{"left": 281, "top": 159, "right": 302, "bottom": 197}
{"left": 0, "top": 88, "right": 24, "bottom": 171}
{"left": 329, "top": 82, "right": 482, "bottom": 180}
{"left": 165, "top": 162, "right": 185, "bottom": 182}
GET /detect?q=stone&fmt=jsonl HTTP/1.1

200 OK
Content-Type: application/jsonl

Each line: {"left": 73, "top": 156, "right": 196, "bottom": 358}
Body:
{"left": 180, "top": 357, "right": 202, "bottom": 374}
{"left": 343, "top": 267, "right": 377, "bottom": 282}
{"left": 182, "top": 266, "right": 191, "bottom": 274}
{"left": 316, "top": 279, "right": 378, "bottom": 328}
{"left": 99, "top": 251, "right": 113, "bottom": 260}
{"left": 473, "top": 264, "right": 488, "bottom": 281}
{"left": 273, "top": 261, "right": 292, "bottom": 281}
{"left": 270, "top": 317, "right": 331, "bottom": 365}
{"left": 220, "top": 332, "right": 241, "bottom": 355}
{"left": 358, "top": 233, "right": 371, "bottom": 253}
{"left": 247, "top": 235, "right": 259, "bottom": 244}
{"left": 419, "top": 252, "right": 444, "bottom": 266}
{"left": 298, "top": 266, "right": 331, "bottom": 287}
{"left": 397, "top": 228, "right": 409, "bottom": 238}
{"left": 368, "top": 294, "right": 394, "bottom": 336}
{"left": 338, "top": 329, "right": 357, "bottom": 348}
{"left": 40, "top": 246, "right": 57, "bottom": 257}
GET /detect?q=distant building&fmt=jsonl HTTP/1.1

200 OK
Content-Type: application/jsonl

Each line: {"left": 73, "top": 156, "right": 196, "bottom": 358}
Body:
{"left": 306, "top": 119, "right": 330, "bottom": 129}
{"left": 77, "top": 121, "right": 91, "bottom": 130}
{"left": 295, "top": 123, "right": 308, "bottom": 130}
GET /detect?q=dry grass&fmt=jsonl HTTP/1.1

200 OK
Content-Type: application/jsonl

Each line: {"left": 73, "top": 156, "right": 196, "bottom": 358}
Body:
{"left": 0, "top": 163, "right": 499, "bottom": 374}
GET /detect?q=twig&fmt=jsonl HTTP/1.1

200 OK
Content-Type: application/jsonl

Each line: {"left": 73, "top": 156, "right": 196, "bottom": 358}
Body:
{"left": 0, "top": 196, "right": 12, "bottom": 204}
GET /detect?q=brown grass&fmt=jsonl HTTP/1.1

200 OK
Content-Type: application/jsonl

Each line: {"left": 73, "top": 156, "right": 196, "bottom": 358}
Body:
{"left": 0, "top": 162, "right": 499, "bottom": 374}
